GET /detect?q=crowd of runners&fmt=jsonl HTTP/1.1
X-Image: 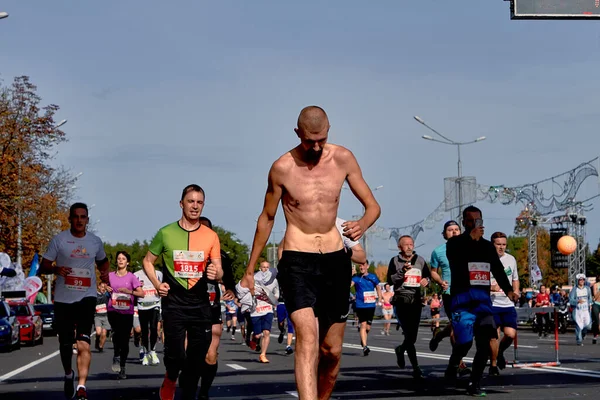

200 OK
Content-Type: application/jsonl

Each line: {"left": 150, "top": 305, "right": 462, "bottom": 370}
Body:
{"left": 36, "top": 106, "right": 600, "bottom": 400}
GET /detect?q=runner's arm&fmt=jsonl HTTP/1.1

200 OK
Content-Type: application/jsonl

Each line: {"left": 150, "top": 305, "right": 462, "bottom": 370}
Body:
{"left": 132, "top": 286, "right": 144, "bottom": 297}
{"left": 340, "top": 149, "right": 381, "bottom": 241}
{"left": 245, "top": 163, "right": 284, "bottom": 279}
{"left": 376, "top": 284, "right": 383, "bottom": 303}
{"left": 349, "top": 243, "right": 367, "bottom": 264}
{"left": 143, "top": 251, "right": 162, "bottom": 291}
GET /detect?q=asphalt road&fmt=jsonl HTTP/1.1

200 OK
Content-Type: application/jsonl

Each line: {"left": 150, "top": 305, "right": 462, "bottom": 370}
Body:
{"left": 1, "top": 321, "right": 600, "bottom": 399}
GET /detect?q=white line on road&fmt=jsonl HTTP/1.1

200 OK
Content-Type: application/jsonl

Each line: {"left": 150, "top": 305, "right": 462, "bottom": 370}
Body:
{"left": 343, "top": 343, "right": 600, "bottom": 379}
{"left": 286, "top": 391, "right": 299, "bottom": 397}
{"left": 0, "top": 350, "right": 60, "bottom": 383}
{"left": 226, "top": 364, "right": 247, "bottom": 370}
{"left": 515, "top": 345, "right": 538, "bottom": 348}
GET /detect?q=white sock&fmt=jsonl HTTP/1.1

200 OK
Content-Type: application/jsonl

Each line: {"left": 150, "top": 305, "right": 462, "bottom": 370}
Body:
{"left": 76, "top": 385, "right": 85, "bottom": 391}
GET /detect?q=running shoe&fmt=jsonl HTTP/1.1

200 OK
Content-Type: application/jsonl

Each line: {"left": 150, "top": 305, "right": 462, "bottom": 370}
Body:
{"left": 593, "top": 336, "right": 597, "bottom": 344}
{"left": 72, "top": 345, "right": 78, "bottom": 355}
{"left": 142, "top": 354, "right": 150, "bottom": 366}
{"left": 74, "top": 386, "right": 88, "bottom": 400}
{"left": 412, "top": 366, "right": 424, "bottom": 380}
{"left": 488, "top": 366, "right": 500, "bottom": 376}
{"left": 231, "top": 334, "right": 235, "bottom": 341}
{"left": 394, "top": 345, "right": 405, "bottom": 369}
{"left": 458, "top": 362, "right": 471, "bottom": 377}
{"left": 150, "top": 351, "right": 160, "bottom": 365}
{"left": 259, "top": 354, "right": 270, "bottom": 363}
{"left": 278, "top": 332, "right": 284, "bottom": 344}
{"left": 159, "top": 374, "right": 177, "bottom": 400}
{"left": 139, "top": 347, "right": 146, "bottom": 362}
{"left": 363, "top": 346, "right": 370, "bottom": 357}
{"left": 118, "top": 368, "right": 127, "bottom": 380}
{"left": 112, "top": 357, "right": 120, "bottom": 373}
{"left": 429, "top": 329, "right": 441, "bottom": 352}
{"left": 467, "top": 382, "right": 486, "bottom": 397}
{"left": 285, "top": 346, "right": 294, "bottom": 355}
{"left": 64, "top": 370, "right": 75, "bottom": 399}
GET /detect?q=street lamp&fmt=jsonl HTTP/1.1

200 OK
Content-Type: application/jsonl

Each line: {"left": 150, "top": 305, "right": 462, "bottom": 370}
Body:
{"left": 414, "top": 116, "right": 486, "bottom": 223}
{"left": 17, "top": 119, "right": 68, "bottom": 267}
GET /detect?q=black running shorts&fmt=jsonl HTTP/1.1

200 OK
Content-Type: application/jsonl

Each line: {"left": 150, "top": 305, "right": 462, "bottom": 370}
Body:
{"left": 278, "top": 248, "right": 352, "bottom": 326}
{"left": 355, "top": 307, "right": 376, "bottom": 325}
{"left": 54, "top": 296, "right": 96, "bottom": 345}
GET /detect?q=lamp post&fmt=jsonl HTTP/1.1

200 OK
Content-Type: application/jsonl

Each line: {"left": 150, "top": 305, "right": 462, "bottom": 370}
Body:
{"left": 414, "top": 116, "right": 486, "bottom": 224}
{"left": 16, "top": 119, "right": 68, "bottom": 267}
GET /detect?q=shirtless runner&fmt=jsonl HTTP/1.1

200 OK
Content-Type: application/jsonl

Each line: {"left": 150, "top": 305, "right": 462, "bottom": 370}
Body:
{"left": 240, "top": 105, "right": 380, "bottom": 400}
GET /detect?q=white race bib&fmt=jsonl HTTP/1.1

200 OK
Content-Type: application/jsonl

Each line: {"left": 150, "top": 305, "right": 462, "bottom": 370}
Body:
{"left": 173, "top": 250, "right": 205, "bottom": 279}
{"left": 468, "top": 262, "right": 490, "bottom": 286}
{"left": 112, "top": 293, "right": 132, "bottom": 311}
{"left": 255, "top": 304, "right": 273, "bottom": 314}
{"left": 403, "top": 268, "right": 422, "bottom": 288}
{"left": 363, "top": 290, "right": 377, "bottom": 304}
{"left": 65, "top": 267, "right": 93, "bottom": 291}
{"left": 95, "top": 303, "right": 107, "bottom": 314}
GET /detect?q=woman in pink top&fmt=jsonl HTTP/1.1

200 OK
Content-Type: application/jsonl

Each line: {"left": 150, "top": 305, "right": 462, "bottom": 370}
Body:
{"left": 430, "top": 293, "right": 441, "bottom": 331}
{"left": 107, "top": 251, "right": 143, "bottom": 379}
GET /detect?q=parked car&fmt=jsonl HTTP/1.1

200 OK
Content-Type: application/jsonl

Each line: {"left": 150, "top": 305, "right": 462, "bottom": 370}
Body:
{"left": 0, "top": 300, "right": 20, "bottom": 351}
{"left": 33, "top": 303, "right": 55, "bottom": 333}
{"left": 8, "top": 300, "right": 43, "bottom": 346}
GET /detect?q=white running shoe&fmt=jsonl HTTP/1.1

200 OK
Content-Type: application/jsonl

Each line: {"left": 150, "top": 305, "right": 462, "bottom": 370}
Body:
{"left": 142, "top": 354, "right": 150, "bottom": 366}
{"left": 150, "top": 351, "right": 160, "bottom": 365}
{"left": 139, "top": 347, "right": 146, "bottom": 362}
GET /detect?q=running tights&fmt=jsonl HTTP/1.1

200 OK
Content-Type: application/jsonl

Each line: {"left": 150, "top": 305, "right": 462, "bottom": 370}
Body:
{"left": 448, "top": 328, "right": 492, "bottom": 383}
{"left": 107, "top": 312, "right": 134, "bottom": 368}
{"left": 138, "top": 308, "right": 160, "bottom": 351}
{"left": 592, "top": 304, "right": 600, "bottom": 337}
{"left": 395, "top": 302, "right": 422, "bottom": 368}
{"left": 163, "top": 309, "right": 212, "bottom": 400}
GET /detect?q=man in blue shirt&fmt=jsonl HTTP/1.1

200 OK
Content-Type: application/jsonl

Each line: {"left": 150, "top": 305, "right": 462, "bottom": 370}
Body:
{"left": 351, "top": 260, "right": 383, "bottom": 356}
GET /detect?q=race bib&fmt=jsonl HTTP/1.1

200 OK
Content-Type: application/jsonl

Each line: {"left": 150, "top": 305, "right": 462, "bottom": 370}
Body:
{"left": 112, "top": 293, "right": 131, "bottom": 311}
{"left": 468, "top": 262, "right": 490, "bottom": 286}
{"left": 65, "top": 267, "right": 92, "bottom": 291}
{"left": 95, "top": 303, "right": 107, "bottom": 313}
{"left": 363, "top": 290, "right": 377, "bottom": 304}
{"left": 403, "top": 268, "right": 422, "bottom": 288}
{"left": 173, "top": 250, "right": 205, "bottom": 279}
{"left": 143, "top": 287, "right": 157, "bottom": 297}
{"left": 255, "top": 304, "right": 273, "bottom": 314}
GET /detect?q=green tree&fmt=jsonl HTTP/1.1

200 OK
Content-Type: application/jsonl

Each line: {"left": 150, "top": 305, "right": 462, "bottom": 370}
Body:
{"left": 213, "top": 226, "right": 250, "bottom": 281}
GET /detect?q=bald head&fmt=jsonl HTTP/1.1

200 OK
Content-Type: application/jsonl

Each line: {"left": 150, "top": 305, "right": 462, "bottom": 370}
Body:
{"left": 297, "top": 106, "right": 329, "bottom": 132}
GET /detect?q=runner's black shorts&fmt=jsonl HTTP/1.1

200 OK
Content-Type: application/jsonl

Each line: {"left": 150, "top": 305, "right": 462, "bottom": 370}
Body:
{"left": 278, "top": 248, "right": 352, "bottom": 326}
{"left": 54, "top": 296, "right": 96, "bottom": 345}
{"left": 355, "top": 307, "right": 376, "bottom": 325}
{"left": 431, "top": 307, "right": 440, "bottom": 316}
{"left": 210, "top": 305, "right": 222, "bottom": 325}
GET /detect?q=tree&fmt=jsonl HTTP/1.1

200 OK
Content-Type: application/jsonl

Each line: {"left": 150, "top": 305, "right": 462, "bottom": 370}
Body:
{"left": 0, "top": 76, "right": 74, "bottom": 267}
{"left": 213, "top": 226, "right": 250, "bottom": 282}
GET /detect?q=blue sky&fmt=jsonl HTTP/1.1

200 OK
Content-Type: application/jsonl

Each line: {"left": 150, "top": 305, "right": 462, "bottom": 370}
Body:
{"left": 2, "top": 1, "right": 600, "bottom": 266}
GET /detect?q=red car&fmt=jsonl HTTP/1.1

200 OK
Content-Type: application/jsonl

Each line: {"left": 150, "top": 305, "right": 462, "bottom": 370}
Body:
{"left": 9, "top": 301, "right": 43, "bottom": 346}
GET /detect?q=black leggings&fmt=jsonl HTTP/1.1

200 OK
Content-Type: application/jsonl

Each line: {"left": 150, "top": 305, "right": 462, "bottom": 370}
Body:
{"left": 139, "top": 308, "right": 160, "bottom": 351}
{"left": 107, "top": 312, "right": 134, "bottom": 368}
{"left": 395, "top": 301, "right": 422, "bottom": 367}
{"left": 592, "top": 304, "right": 600, "bottom": 336}
{"left": 163, "top": 308, "right": 212, "bottom": 400}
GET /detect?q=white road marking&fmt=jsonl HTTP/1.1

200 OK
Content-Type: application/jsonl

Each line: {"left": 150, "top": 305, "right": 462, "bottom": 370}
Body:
{"left": 286, "top": 391, "right": 299, "bottom": 397}
{"left": 226, "top": 363, "right": 247, "bottom": 370}
{"left": 0, "top": 332, "right": 97, "bottom": 383}
{"left": 515, "top": 345, "right": 538, "bottom": 348}
{"left": 343, "top": 343, "right": 600, "bottom": 379}
{"left": 0, "top": 350, "right": 60, "bottom": 382}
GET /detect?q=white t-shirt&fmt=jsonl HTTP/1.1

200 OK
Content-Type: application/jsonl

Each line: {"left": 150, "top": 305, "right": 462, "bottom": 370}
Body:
{"left": 43, "top": 230, "right": 106, "bottom": 304}
{"left": 491, "top": 253, "right": 518, "bottom": 308}
{"left": 134, "top": 269, "right": 163, "bottom": 310}
{"left": 336, "top": 218, "right": 360, "bottom": 249}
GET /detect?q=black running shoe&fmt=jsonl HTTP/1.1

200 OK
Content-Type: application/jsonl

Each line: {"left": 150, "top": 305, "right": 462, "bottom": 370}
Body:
{"left": 74, "top": 387, "right": 88, "bottom": 400}
{"left": 412, "top": 366, "right": 424, "bottom": 380}
{"left": 278, "top": 332, "right": 284, "bottom": 344}
{"left": 429, "top": 330, "right": 440, "bottom": 352}
{"left": 118, "top": 368, "right": 127, "bottom": 380}
{"left": 64, "top": 370, "right": 75, "bottom": 399}
{"left": 467, "top": 382, "right": 486, "bottom": 397}
{"left": 394, "top": 345, "right": 405, "bottom": 369}
{"left": 488, "top": 366, "right": 500, "bottom": 376}
{"left": 363, "top": 346, "right": 370, "bottom": 356}
{"left": 285, "top": 346, "right": 294, "bottom": 355}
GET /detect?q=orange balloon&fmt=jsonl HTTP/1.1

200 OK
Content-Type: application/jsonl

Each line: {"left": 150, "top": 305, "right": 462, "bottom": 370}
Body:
{"left": 557, "top": 235, "right": 577, "bottom": 255}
